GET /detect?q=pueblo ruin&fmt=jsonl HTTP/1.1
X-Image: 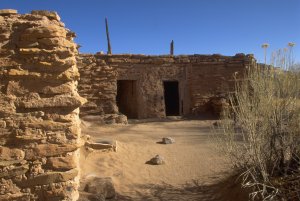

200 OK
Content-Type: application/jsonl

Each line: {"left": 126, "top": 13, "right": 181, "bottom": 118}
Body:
{"left": 0, "top": 9, "right": 257, "bottom": 200}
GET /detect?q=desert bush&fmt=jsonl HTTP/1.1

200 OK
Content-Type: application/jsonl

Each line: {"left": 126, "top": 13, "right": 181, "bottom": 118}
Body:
{"left": 218, "top": 47, "right": 300, "bottom": 200}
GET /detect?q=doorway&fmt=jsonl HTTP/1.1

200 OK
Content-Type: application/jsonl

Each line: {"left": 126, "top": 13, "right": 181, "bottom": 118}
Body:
{"left": 116, "top": 80, "right": 138, "bottom": 119}
{"left": 163, "top": 81, "right": 180, "bottom": 116}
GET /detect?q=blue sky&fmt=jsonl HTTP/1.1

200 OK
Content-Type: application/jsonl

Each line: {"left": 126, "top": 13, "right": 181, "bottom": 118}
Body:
{"left": 1, "top": 0, "right": 299, "bottom": 63}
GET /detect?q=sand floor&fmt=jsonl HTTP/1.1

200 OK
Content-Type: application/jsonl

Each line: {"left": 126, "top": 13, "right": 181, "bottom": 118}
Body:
{"left": 80, "top": 119, "right": 247, "bottom": 201}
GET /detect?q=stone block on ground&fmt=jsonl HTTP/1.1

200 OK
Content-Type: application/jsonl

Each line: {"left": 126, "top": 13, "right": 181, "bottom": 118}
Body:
{"left": 146, "top": 155, "right": 165, "bottom": 165}
{"left": 85, "top": 139, "right": 117, "bottom": 152}
{"left": 162, "top": 137, "right": 175, "bottom": 144}
{"left": 83, "top": 177, "right": 115, "bottom": 199}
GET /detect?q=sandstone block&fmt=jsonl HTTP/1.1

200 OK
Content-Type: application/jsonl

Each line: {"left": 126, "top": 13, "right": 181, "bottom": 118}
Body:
{"left": 0, "top": 147, "right": 25, "bottom": 160}
{"left": 0, "top": 9, "right": 17, "bottom": 15}
{"left": 17, "top": 95, "right": 87, "bottom": 109}
{"left": 0, "top": 193, "right": 30, "bottom": 201}
{"left": 0, "top": 33, "right": 10, "bottom": 41}
{"left": 0, "top": 94, "right": 16, "bottom": 116}
{"left": 19, "top": 48, "right": 41, "bottom": 54}
{"left": 25, "top": 144, "right": 78, "bottom": 160}
{"left": 0, "top": 160, "right": 26, "bottom": 167}
{"left": 0, "top": 178, "right": 21, "bottom": 195}
{"left": 53, "top": 57, "right": 77, "bottom": 68}
{"left": 147, "top": 155, "right": 165, "bottom": 165}
{"left": 47, "top": 155, "right": 76, "bottom": 171}
{"left": 17, "top": 169, "right": 78, "bottom": 187}
{"left": 41, "top": 181, "right": 78, "bottom": 201}
{"left": 41, "top": 82, "right": 75, "bottom": 95}
{"left": 0, "top": 120, "right": 5, "bottom": 128}
{"left": 20, "top": 120, "right": 70, "bottom": 131}
{"left": 31, "top": 10, "right": 61, "bottom": 21}
{"left": 38, "top": 37, "right": 75, "bottom": 48}
{"left": 19, "top": 47, "right": 74, "bottom": 57}
{"left": 83, "top": 177, "right": 115, "bottom": 199}
{"left": 8, "top": 69, "right": 41, "bottom": 78}
{"left": 85, "top": 140, "right": 117, "bottom": 152}
{"left": 0, "top": 164, "right": 29, "bottom": 178}
{"left": 21, "top": 25, "right": 66, "bottom": 39}
{"left": 58, "top": 69, "right": 80, "bottom": 81}
{"left": 162, "top": 137, "right": 175, "bottom": 144}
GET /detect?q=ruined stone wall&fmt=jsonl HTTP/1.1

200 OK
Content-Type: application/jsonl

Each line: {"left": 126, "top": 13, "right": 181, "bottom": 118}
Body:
{"left": 0, "top": 10, "right": 85, "bottom": 200}
{"left": 185, "top": 54, "right": 255, "bottom": 115}
{"left": 102, "top": 55, "right": 186, "bottom": 119}
{"left": 77, "top": 54, "right": 254, "bottom": 119}
{"left": 78, "top": 54, "right": 186, "bottom": 119}
{"left": 77, "top": 54, "right": 127, "bottom": 124}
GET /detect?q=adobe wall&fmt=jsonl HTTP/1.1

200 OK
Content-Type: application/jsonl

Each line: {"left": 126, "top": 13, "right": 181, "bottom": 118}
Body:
{"left": 78, "top": 53, "right": 255, "bottom": 119}
{"left": 0, "top": 10, "right": 85, "bottom": 200}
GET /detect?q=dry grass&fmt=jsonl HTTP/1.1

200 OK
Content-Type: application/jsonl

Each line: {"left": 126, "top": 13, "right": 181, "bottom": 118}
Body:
{"left": 216, "top": 48, "right": 300, "bottom": 200}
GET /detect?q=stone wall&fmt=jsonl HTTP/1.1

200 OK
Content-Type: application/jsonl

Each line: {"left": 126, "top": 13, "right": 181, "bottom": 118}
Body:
{"left": 102, "top": 55, "right": 185, "bottom": 119}
{"left": 0, "top": 10, "right": 85, "bottom": 200}
{"left": 78, "top": 53, "right": 255, "bottom": 119}
{"left": 77, "top": 54, "right": 126, "bottom": 124}
{"left": 185, "top": 54, "right": 255, "bottom": 115}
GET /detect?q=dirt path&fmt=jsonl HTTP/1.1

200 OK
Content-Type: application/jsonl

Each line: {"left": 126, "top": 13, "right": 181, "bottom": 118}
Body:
{"left": 80, "top": 119, "right": 247, "bottom": 200}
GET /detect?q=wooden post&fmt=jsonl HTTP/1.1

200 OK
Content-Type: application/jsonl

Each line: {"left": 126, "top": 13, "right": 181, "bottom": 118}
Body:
{"left": 170, "top": 40, "right": 174, "bottom": 55}
{"left": 105, "top": 17, "right": 112, "bottom": 54}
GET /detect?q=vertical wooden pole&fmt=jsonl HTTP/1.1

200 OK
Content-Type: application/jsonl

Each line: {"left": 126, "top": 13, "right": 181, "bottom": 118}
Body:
{"left": 105, "top": 17, "right": 112, "bottom": 54}
{"left": 170, "top": 40, "right": 174, "bottom": 55}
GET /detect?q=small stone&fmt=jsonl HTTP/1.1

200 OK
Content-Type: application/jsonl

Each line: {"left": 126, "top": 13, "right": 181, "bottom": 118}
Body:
{"left": 115, "top": 114, "right": 128, "bottom": 124}
{"left": 162, "top": 137, "right": 175, "bottom": 144}
{"left": 0, "top": 9, "right": 18, "bottom": 16}
{"left": 148, "top": 155, "right": 165, "bottom": 165}
{"left": 213, "top": 121, "right": 219, "bottom": 127}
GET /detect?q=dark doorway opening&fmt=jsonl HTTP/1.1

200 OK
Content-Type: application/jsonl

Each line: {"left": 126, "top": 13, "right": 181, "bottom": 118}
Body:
{"left": 116, "top": 80, "right": 138, "bottom": 119}
{"left": 163, "top": 81, "right": 180, "bottom": 116}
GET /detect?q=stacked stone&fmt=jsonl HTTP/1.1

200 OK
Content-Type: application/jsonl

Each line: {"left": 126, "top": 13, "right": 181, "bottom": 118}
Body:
{"left": 77, "top": 54, "right": 127, "bottom": 124}
{"left": 186, "top": 53, "right": 255, "bottom": 115}
{"left": 77, "top": 53, "right": 255, "bottom": 119}
{"left": 78, "top": 54, "right": 184, "bottom": 119}
{"left": 0, "top": 10, "right": 85, "bottom": 200}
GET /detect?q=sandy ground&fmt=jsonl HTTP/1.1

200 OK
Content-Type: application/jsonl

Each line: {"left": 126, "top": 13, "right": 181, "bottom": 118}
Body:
{"left": 80, "top": 119, "right": 248, "bottom": 201}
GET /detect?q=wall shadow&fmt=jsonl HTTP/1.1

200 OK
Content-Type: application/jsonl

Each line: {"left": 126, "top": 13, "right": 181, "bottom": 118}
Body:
{"left": 113, "top": 174, "right": 250, "bottom": 201}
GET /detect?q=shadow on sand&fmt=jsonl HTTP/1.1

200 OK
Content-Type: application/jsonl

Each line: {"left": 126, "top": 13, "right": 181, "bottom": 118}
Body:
{"left": 114, "top": 174, "right": 250, "bottom": 201}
